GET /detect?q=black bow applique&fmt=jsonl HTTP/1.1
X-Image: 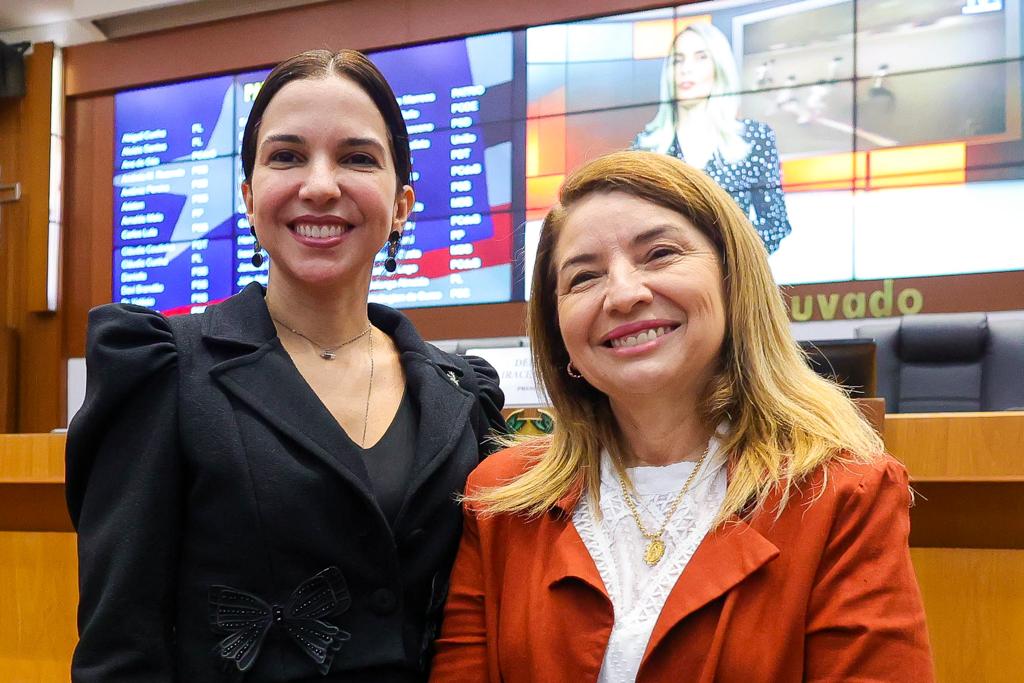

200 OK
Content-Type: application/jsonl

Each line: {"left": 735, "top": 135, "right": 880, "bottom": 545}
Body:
{"left": 209, "top": 566, "right": 352, "bottom": 675}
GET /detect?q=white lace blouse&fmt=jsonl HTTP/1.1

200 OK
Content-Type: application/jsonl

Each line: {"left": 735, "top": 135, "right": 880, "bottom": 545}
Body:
{"left": 571, "top": 437, "right": 728, "bottom": 682}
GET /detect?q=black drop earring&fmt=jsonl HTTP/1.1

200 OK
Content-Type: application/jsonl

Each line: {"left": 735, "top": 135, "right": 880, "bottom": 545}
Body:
{"left": 250, "top": 225, "right": 264, "bottom": 268}
{"left": 384, "top": 230, "right": 400, "bottom": 273}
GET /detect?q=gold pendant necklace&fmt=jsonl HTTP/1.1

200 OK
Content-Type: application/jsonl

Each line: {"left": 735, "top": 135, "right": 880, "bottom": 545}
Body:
{"left": 619, "top": 443, "right": 711, "bottom": 567}
{"left": 643, "top": 539, "right": 667, "bottom": 566}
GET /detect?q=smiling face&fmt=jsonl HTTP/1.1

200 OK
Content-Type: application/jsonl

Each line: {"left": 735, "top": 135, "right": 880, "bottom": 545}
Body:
{"left": 672, "top": 29, "right": 716, "bottom": 102}
{"left": 242, "top": 74, "right": 413, "bottom": 291}
{"left": 554, "top": 190, "right": 727, "bottom": 404}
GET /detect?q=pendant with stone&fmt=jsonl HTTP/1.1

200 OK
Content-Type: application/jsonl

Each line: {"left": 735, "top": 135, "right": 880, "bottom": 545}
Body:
{"left": 320, "top": 350, "right": 337, "bottom": 360}
{"left": 644, "top": 538, "right": 666, "bottom": 566}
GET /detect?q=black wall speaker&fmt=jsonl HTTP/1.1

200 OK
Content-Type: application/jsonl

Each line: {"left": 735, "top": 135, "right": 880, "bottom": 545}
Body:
{"left": 0, "top": 41, "right": 30, "bottom": 99}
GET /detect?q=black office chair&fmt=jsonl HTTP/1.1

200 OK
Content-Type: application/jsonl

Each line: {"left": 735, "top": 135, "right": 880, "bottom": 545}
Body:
{"left": 855, "top": 313, "right": 1024, "bottom": 413}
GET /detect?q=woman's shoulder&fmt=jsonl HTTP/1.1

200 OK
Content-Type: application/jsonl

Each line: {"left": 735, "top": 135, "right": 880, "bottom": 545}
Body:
{"left": 822, "top": 452, "right": 910, "bottom": 497}
{"left": 86, "top": 303, "right": 179, "bottom": 358}
{"left": 467, "top": 440, "right": 548, "bottom": 490}
{"left": 746, "top": 452, "right": 912, "bottom": 551}
{"left": 80, "top": 304, "right": 184, "bottom": 400}
{"left": 787, "top": 452, "right": 912, "bottom": 524}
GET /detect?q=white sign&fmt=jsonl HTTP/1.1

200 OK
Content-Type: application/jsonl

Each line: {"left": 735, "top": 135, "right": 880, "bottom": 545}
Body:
{"left": 464, "top": 346, "right": 545, "bottom": 408}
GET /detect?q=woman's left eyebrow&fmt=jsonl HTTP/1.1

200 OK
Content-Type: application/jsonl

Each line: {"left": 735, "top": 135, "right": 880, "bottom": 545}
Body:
{"left": 633, "top": 225, "right": 679, "bottom": 245}
{"left": 260, "top": 134, "right": 304, "bottom": 152}
{"left": 337, "top": 137, "right": 387, "bottom": 154}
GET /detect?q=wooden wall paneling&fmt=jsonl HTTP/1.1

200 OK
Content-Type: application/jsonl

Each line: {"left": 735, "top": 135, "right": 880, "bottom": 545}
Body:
{"left": 23, "top": 43, "right": 54, "bottom": 314}
{"left": 63, "top": 95, "right": 114, "bottom": 360}
{"left": 406, "top": 301, "right": 528, "bottom": 341}
{"left": 0, "top": 44, "right": 66, "bottom": 432}
{"left": 16, "top": 314, "right": 64, "bottom": 432}
{"left": 0, "top": 328, "right": 15, "bottom": 431}
{"left": 911, "top": 548, "right": 1024, "bottom": 683}
{"left": 1, "top": 53, "right": 24, "bottom": 432}
{"left": 18, "top": 44, "right": 65, "bottom": 432}
{"left": 0, "top": 64, "right": 23, "bottom": 325}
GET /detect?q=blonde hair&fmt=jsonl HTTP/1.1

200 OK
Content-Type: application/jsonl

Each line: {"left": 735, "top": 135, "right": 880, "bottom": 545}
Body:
{"left": 634, "top": 23, "right": 750, "bottom": 164}
{"left": 469, "top": 151, "right": 883, "bottom": 525}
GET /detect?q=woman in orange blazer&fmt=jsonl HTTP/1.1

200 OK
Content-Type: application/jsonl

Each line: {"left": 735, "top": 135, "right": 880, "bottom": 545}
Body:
{"left": 430, "top": 151, "right": 933, "bottom": 682}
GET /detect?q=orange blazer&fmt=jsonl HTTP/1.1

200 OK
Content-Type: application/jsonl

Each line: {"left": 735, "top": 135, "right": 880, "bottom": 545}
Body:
{"left": 431, "top": 446, "right": 934, "bottom": 682}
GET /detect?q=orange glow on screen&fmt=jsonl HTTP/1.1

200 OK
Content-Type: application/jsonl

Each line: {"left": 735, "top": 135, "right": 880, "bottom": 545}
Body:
{"left": 526, "top": 116, "right": 567, "bottom": 178}
{"left": 868, "top": 143, "right": 967, "bottom": 188}
{"left": 782, "top": 152, "right": 869, "bottom": 191}
{"left": 782, "top": 142, "right": 967, "bottom": 192}
{"left": 527, "top": 174, "right": 565, "bottom": 211}
{"left": 632, "top": 15, "right": 712, "bottom": 60}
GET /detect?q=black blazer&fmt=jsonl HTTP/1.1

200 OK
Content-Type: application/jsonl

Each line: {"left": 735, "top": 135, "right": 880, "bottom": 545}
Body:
{"left": 65, "top": 283, "right": 506, "bottom": 682}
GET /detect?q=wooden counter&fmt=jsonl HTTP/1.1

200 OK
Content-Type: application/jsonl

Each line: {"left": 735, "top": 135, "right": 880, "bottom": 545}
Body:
{"left": 0, "top": 434, "right": 77, "bottom": 681}
{"left": 885, "top": 412, "right": 1024, "bottom": 683}
{"left": 2, "top": 414, "right": 1022, "bottom": 681}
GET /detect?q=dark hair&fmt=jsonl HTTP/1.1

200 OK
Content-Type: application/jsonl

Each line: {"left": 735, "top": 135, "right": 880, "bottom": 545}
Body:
{"left": 240, "top": 49, "right": 411, "bottom": 189}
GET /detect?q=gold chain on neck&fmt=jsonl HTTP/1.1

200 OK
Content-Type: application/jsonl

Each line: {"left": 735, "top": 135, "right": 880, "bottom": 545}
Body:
{"left": 618, "top": 443, "right": 711, "bottom": 566}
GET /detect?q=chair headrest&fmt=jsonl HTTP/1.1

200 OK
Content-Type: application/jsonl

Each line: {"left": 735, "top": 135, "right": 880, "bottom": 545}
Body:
{"left": 899, "top": 313, "right": 989, "bottom": 362}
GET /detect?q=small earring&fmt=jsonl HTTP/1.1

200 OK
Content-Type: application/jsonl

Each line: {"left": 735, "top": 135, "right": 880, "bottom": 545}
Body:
{"left": 250, "top": 225, "right": 264, "bottom": 268}
{"left": 567, "top": 361, "right": 582, "bottom": 379}
{"left": 384, "top": 230, "right": 400, "bottom": 273}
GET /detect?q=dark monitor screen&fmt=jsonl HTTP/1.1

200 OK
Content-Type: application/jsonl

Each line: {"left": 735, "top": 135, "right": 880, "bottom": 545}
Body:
{"left": 798, "top": 338, "right": 877, "bottom": 398}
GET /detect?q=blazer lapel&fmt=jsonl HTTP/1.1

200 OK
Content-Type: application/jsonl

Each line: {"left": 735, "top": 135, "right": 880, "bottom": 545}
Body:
{"left": 372, "top": 303, "right": 481, "bottom": 529}
{"left": 391, "top": 352, "right": 474, "bottom": 527}
{"left": 542, "top": 484, "right": 608, "bottom": 597}
{"left": 644, "top": 516, "right": 779, "bottom": 658}
{"left": 542, "top": 513, "right": 609, "bottom": 597}
{"left": 203, "top": 284, "right": 375, "bottom": 501}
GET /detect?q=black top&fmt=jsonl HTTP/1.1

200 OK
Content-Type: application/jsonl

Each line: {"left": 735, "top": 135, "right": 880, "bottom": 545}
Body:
{"left": 65, "top": 283, "right": 507, "bottom": 682}
{"left": 362, "top": 390, "right": 419, "bottom": 525}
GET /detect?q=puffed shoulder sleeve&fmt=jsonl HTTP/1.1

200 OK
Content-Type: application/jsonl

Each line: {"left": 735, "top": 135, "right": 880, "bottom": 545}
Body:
{"left": 65, "top": 304, "right": 181, "bottom": 682}
{"left": 462, "top": 354, "right": 508, "bottom": 456}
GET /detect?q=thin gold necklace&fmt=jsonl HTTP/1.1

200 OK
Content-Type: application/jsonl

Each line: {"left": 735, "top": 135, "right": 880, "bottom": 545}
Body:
{"left": 270, "top": 315, "right": 375, "bottom": 447}
{"left": 270, "top": 315, "right": 370, "bottom": 361}
{"left": 618, "top": 444, "right": 711, "bottom": 567}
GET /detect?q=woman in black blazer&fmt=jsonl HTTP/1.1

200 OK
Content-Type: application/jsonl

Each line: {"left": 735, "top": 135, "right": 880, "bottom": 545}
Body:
{"left": 65, "top": 49, "right": 505, "bottom": 682}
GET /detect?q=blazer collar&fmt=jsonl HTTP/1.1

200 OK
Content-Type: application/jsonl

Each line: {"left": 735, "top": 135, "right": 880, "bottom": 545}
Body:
{"left": 539, "top": 506, "right": 778, "bottom": 634}
{"left": 545, "top": 444, "right": 779, "bottom": 666}
{"left": 202, "top": 282, "right": 278, "bottom": 348}
{"left": 542, "top": 507, "right": 608, "bottom": 598}
{"left": 201, "top": 281, "right": 459, "bottom": 365}
{"left": 202, "top": 283, "right": 473, "bottom": 531}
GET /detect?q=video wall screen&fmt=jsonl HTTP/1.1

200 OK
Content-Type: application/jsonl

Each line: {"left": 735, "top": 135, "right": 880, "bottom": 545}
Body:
{"left": 367, "top": 34, "right": 520, "bottom": 308}
{"left": 114, "top": 70, "right": 271, "bottom": 314}
{"left": 113, "top": 0, "right": 1024, "bottom": 315}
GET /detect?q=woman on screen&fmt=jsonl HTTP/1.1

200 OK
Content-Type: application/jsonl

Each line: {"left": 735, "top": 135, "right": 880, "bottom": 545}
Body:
{"left": 66, "top": 49, "right": 505, "bottom": 682}
{"left": 430, "top": 151, "right": 932, "bottom": 682}
{"left": 633, "top": 22, "right": 792, "bottom": 254}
